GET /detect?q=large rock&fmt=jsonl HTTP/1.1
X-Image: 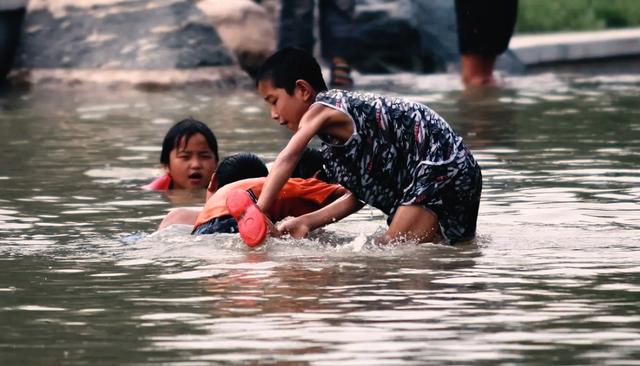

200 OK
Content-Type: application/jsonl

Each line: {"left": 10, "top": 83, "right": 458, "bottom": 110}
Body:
{"left": 197, "top": 0, "right": 276, "bottom": 77}
{"left": 14, "top": 0, "right": 235, "bottom": 69}
{"left": 410, "top": 0, "right": 459, "bottom": 72}
{"left": 248, "top": 0, "right": 459, "bottom": 74}
{"left": 350, "top": 0, "right": 422, "bottom": 73}
{"left": 350, "top": 0, "right": 458, "bottom": 73}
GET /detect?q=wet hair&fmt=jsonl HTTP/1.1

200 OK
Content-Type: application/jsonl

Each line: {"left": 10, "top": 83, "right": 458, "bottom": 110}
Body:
{"left": 256, "top": 47, "right": 328, "bottom": 95}
{"left": 160, "top": 118, "right": 219, "bottom": 165}
{"left": 291, "top": 147, "right": 327, "bottom": 181}
{"left": 216, "top": 153, "right": 269, "bottom": 188}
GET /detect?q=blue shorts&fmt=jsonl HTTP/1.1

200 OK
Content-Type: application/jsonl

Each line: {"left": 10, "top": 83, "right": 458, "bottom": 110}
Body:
{"left": 192, "top": 215, "right": 238, "bottom": 235}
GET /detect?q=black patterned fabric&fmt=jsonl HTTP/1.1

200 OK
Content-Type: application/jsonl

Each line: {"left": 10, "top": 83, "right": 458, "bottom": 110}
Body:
{"left": 316, "top": 89, "right": 482, "bottom": 243}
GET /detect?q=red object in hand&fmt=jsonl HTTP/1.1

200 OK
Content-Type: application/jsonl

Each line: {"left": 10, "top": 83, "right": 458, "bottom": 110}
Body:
{"left": 226, "top": 188, "right": 268, "bottom": 247}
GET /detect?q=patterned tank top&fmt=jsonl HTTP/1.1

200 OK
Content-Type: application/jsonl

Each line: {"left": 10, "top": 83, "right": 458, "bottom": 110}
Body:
{"left": 315, "top": 89, "right": 473, "bottom": 217}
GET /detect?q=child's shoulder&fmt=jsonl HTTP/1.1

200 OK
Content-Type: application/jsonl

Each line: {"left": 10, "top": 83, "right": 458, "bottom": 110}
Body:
{"left": 284, "top": 178, "right": 341, "bottom": 200}
{"left": 319, "top": 88, "right": 379, "bottom": 99}
{"left": 316, "top": 89, "right": 391, "bottom": 110}
{"left": 329, "top": 90, "right": 430, "bottom": 112}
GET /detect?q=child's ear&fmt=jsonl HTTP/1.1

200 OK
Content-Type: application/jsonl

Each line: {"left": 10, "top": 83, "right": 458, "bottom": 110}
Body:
{"left": 295, "top": 79, "right": 315, "bottom": 102}
{"left": 206, "top": 171, "right": 218, "bottom": 199}
{"left": 162, "top": 164, "right": 170, "bottom": 175}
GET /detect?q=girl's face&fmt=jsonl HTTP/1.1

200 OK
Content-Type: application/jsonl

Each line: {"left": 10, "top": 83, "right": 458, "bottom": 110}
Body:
{"left": 164, "top": 133, "right": 217, "bottom": 190}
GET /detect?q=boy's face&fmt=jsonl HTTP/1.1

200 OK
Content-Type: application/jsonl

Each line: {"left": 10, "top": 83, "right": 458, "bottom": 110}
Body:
{"left": 164, "top": 133, "right": 217, "bottom": 190}
{"left": 258, "top": 79, "right": 313, "bottom": 133}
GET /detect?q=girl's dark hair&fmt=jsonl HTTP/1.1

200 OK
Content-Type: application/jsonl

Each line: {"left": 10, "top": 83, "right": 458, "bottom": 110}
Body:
{"left": 256, "top": 47, "right": 328, "bottom": 95}
{"left": 217, "top": 153, "right": 269, "bottom": 188}
{"left": 160, "top": 118, "right": 219, "bottom": 165}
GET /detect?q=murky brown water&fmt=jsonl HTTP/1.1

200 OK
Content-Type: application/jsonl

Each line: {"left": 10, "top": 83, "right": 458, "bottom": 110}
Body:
{"left": 1, "top": 72, "right": 639, "bottom": 365}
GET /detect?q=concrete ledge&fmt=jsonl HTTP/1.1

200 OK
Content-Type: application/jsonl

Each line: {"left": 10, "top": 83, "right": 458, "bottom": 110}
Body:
{"left": 7, "top": 66, "right": 254, "bottom": 90}
{"left": 510, "top": 28, "right": 640, "bottom": 66}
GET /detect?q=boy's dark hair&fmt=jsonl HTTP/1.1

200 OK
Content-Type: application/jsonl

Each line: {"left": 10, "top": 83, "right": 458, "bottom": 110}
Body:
{"left": 217, "top": 153, "right": 269, "bottom": 188}
{"left": 291, "top": 147, "right": 327, "bottom": 181}
{"left": 160, "top": 118, "right": 219, "bottom": 165}
{"left": 256, "top": 47, "right": 328, "bottom": 95}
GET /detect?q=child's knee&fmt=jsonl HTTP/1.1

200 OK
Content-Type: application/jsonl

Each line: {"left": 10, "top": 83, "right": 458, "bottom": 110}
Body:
{"left": 386, "top": 205, "right": 439, "bottom": 243}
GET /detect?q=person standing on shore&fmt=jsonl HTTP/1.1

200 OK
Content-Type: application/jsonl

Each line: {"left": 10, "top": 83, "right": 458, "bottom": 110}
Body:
{"left": 277, "top": 0, "right": 355, "bottom": 89}
{"left": 455, "top": 0, "right": 519, "bottom": 87}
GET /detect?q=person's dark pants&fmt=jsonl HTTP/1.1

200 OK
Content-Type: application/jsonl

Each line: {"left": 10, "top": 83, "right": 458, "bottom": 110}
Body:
{"left": 278, "top": 0, "right": 355, "bottom": 61}
{"left": 192, "top": 215, "right": 238, "bottom": 235}
{"left": 455, "top": 0, "right": 518, "bottom": 56}
{"left": 0, "top": 8, "right": 25, "bottom": 82}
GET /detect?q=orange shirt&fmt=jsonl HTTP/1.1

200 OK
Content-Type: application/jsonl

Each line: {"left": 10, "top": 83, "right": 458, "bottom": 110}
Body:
{"left": 193, "top": 177, "right": 341, "bottom": 229}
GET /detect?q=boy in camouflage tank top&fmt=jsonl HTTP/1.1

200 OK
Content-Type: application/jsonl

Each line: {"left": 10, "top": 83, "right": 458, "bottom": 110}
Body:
{"left": 252, "top": 48, "right": 482, "bottom": 244}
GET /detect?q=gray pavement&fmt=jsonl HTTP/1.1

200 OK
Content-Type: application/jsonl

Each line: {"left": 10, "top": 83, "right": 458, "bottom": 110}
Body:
{"left": 509, "top": 27, "right": 640, "bottom": 67}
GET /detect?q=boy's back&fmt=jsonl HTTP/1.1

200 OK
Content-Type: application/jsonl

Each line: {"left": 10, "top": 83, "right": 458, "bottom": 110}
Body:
{"left": 315, "top": 89, "right": 468, "bottom": 213}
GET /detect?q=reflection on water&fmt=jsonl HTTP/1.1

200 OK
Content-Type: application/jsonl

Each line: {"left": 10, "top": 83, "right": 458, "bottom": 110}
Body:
{"left": 0, "top": 73, "right": 639, "bottom": 365}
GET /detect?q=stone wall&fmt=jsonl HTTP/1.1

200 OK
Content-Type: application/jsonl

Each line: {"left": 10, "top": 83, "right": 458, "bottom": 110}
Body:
{"left": 5, "top": 0, "right": 508, "bottom": 87}
{"left": 15, "top": 0, "right": 234, "bottom": 69}
{"left": 256, "top": 0, "right": 461, "bottom": 73}
{"left": 197, "top": 0, "right": 275, "bottom": 77}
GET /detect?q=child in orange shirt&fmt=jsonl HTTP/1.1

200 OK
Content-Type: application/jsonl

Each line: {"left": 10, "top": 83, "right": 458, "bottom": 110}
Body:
{"left": 158, "top": 149, "right": 352, "bottom": 245}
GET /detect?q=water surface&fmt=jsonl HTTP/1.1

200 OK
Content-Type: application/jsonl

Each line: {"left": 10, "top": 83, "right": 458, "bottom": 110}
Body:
{"left": 1, "top": 72, "right": 639, "bottom": 365}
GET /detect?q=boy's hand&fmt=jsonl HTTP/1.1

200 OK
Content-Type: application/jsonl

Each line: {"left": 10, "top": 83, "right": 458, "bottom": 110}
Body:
{"left": 266, "top": 216, "right": 281, "bottom": 238}
{"left": 277, "top": 216, "right": 311, "bottom": 239}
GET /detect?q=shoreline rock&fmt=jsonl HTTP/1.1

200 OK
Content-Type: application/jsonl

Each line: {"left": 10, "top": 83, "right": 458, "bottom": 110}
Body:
{"left": 6, "top": 0, "right": 251, "bottom": 89}
{"left": 15, "top": 0, "right": 235, "bottom": 69}
{"left": 7, "top": 66, "right": 253, "bottom": 91}
{"left": 197, "top": 0, "right": 276, "bottom": 77}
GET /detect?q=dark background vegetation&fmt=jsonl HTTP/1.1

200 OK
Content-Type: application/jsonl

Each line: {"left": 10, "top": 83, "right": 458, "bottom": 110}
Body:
{"left": 517, "top": 0, "right": 640, "bottom": 32}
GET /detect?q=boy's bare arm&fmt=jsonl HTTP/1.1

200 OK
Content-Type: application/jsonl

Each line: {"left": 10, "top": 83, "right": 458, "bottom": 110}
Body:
{"left": 257, "top": 104, "right": 335, "bottom": 212}
{"left": 277, "top": 191, "right": 364, "bottom": 238}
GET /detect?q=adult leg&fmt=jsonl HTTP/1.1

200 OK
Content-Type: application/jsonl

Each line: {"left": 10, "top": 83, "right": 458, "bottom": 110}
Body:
{"left": 278, "top": 0, "right": 315, "bottom": 54}
{"left": 460, "top": 54, "right": 497, "bottom": 86}
{"left": 455, "top": 0, "right": 518, "bottom": 87}
{"left": 158, "top": 207, "right": 201, "bottom": 230}
{"left": 319, "top": 0, "right": 355, "bottom": 88}
{"left": 383, "top": 205, "right": 439, "bottom": 244}
{"left": 319, "top": 0, "right": 355, "bottom": 60}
